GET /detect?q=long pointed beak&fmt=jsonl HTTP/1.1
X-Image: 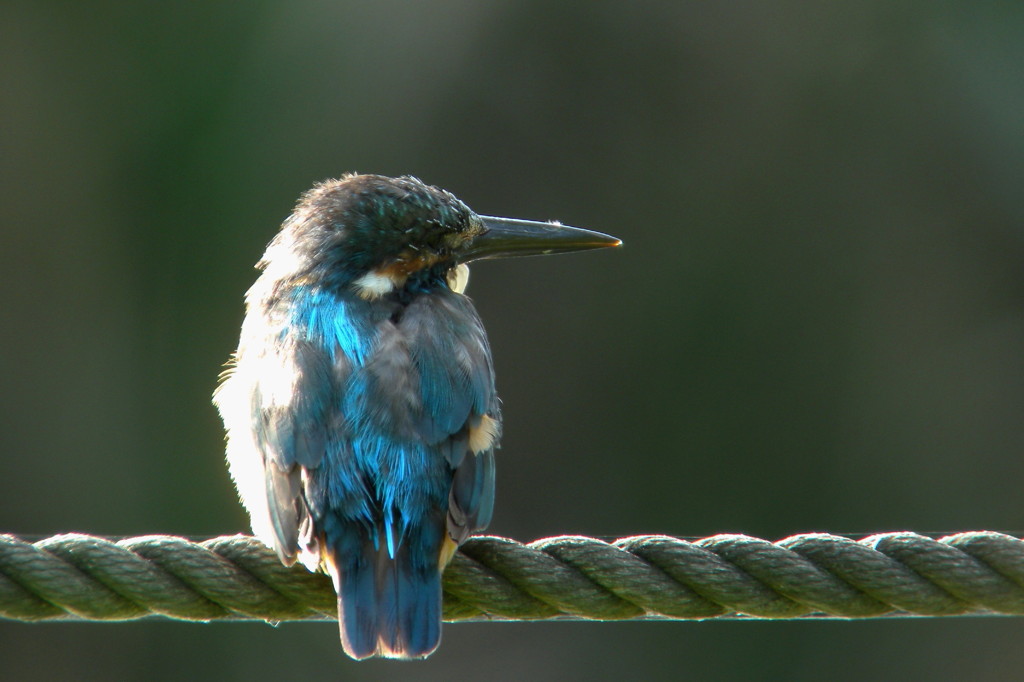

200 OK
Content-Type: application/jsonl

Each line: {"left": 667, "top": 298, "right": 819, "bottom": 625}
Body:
{"left": 462, "top": 216, "right": 622, "bottom": 262}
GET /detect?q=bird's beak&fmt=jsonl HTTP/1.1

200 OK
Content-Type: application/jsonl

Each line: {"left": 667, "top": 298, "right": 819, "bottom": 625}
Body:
{"left": 461, "top": 216, "right": 622, "bottom": 262}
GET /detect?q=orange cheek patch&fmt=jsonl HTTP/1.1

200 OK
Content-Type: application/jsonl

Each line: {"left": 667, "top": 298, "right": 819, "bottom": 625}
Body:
{"left": 385, "top": 251, "right": 444, "bottom": 278}
{"left": 352, "top": 253, "right": 447, "bottom": 299}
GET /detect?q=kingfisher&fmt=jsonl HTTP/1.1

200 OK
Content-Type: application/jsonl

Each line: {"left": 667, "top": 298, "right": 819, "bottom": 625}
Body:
{"left": 213, "top": 174, "right": 620, "bottom": 659}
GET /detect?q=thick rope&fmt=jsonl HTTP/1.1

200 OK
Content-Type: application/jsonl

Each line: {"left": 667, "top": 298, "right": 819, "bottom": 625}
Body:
{"left": 1, "top": 531, "right": 1023, "bottom": 623}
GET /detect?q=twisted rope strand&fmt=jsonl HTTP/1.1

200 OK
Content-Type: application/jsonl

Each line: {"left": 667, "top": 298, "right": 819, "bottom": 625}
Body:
{"left": 2, "top": 531, "right": 1023, "bottom": 623}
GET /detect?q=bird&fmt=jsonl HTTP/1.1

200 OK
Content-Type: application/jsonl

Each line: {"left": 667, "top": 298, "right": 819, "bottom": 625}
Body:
{"left": 213, "top": 174, "right": 620, "bottom": 660}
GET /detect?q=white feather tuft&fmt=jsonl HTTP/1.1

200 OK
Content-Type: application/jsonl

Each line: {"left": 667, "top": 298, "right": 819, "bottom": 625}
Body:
{"left": 353, "top": 270, "right": 399, "bottom": 299}
{"left": 447, "top": 264, "right": 470, "bottom": 294}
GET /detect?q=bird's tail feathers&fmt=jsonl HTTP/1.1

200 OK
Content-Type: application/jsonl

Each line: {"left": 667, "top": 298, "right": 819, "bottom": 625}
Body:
{"left": 325, "top": 523, "right": 443, "bottom": 660}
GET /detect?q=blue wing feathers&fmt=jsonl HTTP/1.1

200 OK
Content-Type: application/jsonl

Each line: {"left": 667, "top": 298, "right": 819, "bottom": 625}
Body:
{"left": 401, "top": 296, "right": 476, "bottom": 440}
{"left": 254, "top": 337, "right": 334, "bottom": 470}
{"left": 263, "top": 464, "right": 301, "bottom": 563}
{"left": 448, "top": 449, "right": 496, "bottom": 543}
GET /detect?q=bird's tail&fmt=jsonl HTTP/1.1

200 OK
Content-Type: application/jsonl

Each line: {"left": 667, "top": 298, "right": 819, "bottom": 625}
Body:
{"left": 324, "top": 521, "right": 444, "bottom": 660}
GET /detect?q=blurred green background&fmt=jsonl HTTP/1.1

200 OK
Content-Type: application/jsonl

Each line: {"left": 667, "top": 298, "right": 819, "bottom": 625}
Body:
{"left": 2, "top": 2, "right": 1023, "bottom": 680}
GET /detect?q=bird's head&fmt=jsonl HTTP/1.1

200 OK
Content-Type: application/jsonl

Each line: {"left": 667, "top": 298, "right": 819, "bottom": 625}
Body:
{"left": 259, "top": 174, "right": 620, "bottom": 299}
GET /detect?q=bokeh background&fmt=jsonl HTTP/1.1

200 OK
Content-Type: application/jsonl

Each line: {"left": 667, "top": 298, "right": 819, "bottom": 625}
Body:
{"left": 3, "top": 3, "right": 1024, "bottom": 680}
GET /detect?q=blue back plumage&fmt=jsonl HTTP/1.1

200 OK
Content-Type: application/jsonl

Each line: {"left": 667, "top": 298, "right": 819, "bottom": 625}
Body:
{"left": 233, "top": 266, "right": 498, "bottom": 658}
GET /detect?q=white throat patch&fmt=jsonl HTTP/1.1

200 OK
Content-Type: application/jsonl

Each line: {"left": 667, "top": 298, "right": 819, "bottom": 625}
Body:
{"left": 447, "top": 264, "right": 470, "bottom": 294}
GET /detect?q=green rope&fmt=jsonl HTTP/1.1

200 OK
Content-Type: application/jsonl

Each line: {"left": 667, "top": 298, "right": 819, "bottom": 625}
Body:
{"left": 2, "top": 531, "right": 1023, "bottom": 623}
